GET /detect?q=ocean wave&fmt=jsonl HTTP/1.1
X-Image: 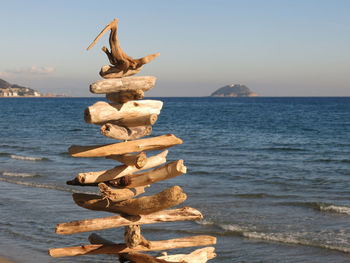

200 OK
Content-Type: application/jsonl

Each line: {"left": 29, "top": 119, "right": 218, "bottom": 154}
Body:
{"left": 0, "top": 152, "right": 10, "bottom": 156}
{"left": 319, "top": 204, "right": 350, "bottom": 215}
{"left": 2, "top": 172, "right": 39, "bottom": 178}
{"left": 279, "top": 201, "right": 350, "bottom": 216}
{"left": 10, "top": 154, "right": 50, "bottom": 162}
{"left": 0, "top": 177, "right": 94, "bottom": 194}
{"left": 197, "top": 221, "right": 350, "bottom": 254}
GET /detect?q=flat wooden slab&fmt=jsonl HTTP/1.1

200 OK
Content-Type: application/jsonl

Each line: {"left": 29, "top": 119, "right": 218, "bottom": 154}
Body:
{"left": 49, "top": 235, "right": 217, "bottom": 257}
{"left": 68, "top": 134, "right": 182, "bottom": 158}
{"left": 90, "top": 76, "right": 156, "bottom": 94}
{"left": 56, "top": 207, "right": 202, "bottom": 235}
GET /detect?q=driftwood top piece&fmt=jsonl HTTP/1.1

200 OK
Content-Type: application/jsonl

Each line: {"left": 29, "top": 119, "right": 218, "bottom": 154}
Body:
{"left": 87, "top": 19, "right": 160, "bottom": 72}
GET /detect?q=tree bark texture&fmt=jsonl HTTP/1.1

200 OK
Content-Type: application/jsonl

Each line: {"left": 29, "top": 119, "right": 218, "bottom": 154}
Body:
{"left": 76, "top": 150, "right": 168, "bottom": 184}
{"left": 106, "top": 89, "right": 144, "bottom": 103}
{"left": 49, "top": 235, "right": 216, "bottom": 258}
{"left": 73, "top": 185, "right": 186, "bottom": 215}
{"left": 100, "top": 123, "right": 152, "bottom": 141}
{"left": 99, "top": 183, "right": 147, "bottom": 202}
{"left": 68, "top": 134, "right": 181, "bottom": 158}
{"left": 108, "top": 160, "right": 186, "bottom": 188}
{"left": 84, "top": 100, "right": 162, "bottom": 125}
{"left": 106, "top": 152, "right": 147, "bottom": 169}
{"left": 55, "top": 207, "right": 203, "bottom": 235}
{"left": 87, "top": 19, "right": 159, "bottom": 73}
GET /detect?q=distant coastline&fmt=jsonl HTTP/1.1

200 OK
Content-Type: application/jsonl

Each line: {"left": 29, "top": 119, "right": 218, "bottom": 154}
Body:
{"left": 211, "top": 84, "right": 258, "bottom": 97}
{"left": 0, "top": 78, "right": 67, "bottom": 98}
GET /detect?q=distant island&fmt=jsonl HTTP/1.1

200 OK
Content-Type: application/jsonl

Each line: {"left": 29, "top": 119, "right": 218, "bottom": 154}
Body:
{"left": 0, "top": 78, "right": 67, "bottom": 97}
{"left": 211, "top": 84, "right": 258, "bottom": 97}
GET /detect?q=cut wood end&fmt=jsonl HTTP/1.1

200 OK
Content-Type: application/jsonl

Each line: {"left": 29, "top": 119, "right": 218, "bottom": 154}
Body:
{"left": 100, "top": 123, "right": 111, "bottom": 135}
{"left": 84, "top": 107, "right": 92, "bottom": 123}
{"left": 176, "top": 159, "right": 187, "bottom": 174}
{"left": 171, "top": 185, "right": 187, "bottom": 201}
{"left": 134, "top": 89, "right": 144, "bottom": 99}
{"left": 159, "top": 150, "right": 169, "bottom": 159}
{"left": 149, "top": 114, "right": 158, "bottom": 125}
{"left": 145, "top": 126, "right": 152, "bottom": 134}
{"left": 135, "top": 152, "right": 147, "bottom": 169}
{"left": 166, "top": 134, "right": 183, "bottom": 144}
{"left": 77, "top": 174, "right": 85, "bottom": 183}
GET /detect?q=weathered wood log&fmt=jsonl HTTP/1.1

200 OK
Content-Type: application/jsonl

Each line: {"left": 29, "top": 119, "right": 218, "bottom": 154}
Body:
{"left": 89, "top": 233, "right": 115, "bottom": 245}
{"left": 157, "top": 247, "right": 216, "bottom": 263}
{"left": 49, "top": 235, "right": 216, "bottom": 257}
{"left": 99, "top": 183, "right": 147, "bottom": 202}
{"left": 77, "top": 150, "right": 167, "bottom": 184}
{"left": 101, "top": 123, "right": 152, "bottom": 141}
{"left": 106, "top": 152, "right": 147, "bottom": 169}
{"left": 84, "top": 100, "right": 162, "bottom": 125}
{"left": 119, "top": 252, "right": 173, "bottom": 263}
{"left": 109, "top": 160, "right": 186, "bottom": 188}
{"left": 87, "top": 19, "right": 159, "bottom": 73}
{"left": 69, "top": 134, "right": 182, "bottom": 158}
{"left": 56, "top": 207, "right": 203, "bottom": 235}
{"left": 90, "top": 77, "right": 157, "bottom": 95}
{"left": 100, "top": 65, "right": 143, "bottom": 79}
{"left": 106, "top": 89, "right": 144, "bottom": 103}
{"left": 73, "top": 185, "right": 186, "bottom": 215}
{"left": 116, "top": 114, "right": 158, "bottom": 127}
{"left": 124, "top": 225, "right": 151, "bottom": 248}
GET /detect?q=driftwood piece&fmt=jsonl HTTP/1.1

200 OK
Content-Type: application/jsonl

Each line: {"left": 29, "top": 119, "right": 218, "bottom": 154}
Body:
{"left": 124, "top": 225, "right": 151, "bottom": 248}
{"left": 84, "top": 100, "right": 162, "bottom": 125}
{"left": 101, "top": 123, "right": 152, "bottom": 141}
{"left": 119, "top": 252, "right": 173, "bottom": 263}
{"left": 109, "top": 160, "right": 186, "bottom": 188}
{"left": 73, "top": 185, "right": 187, "bottom": 215}
{"left": 99, "top": 183, "right": 147, "bottom": 202}
{"left": 157, "top": 247, "right": 216, "bottom": 263}
{"left": 56, "top": 207, "right": 203, "bottom": 235}
{"left": 116, "top": 114, "right": 158, "bottom": 127}
{"left": 106, "top": 89, "right": 144, "bottom": 103}
{"left": 89, "top": 233, "right": 115, "bottom": 245}
{"left": 68, "top": 134, "right": 182, "bottom": 158}
{"left": 106, "top": 152, "right": 147, "bottom": 169}
{"left": 100, "top": 65, "right": 143, "bottom": 79}
{"left": 77, "top": 150, "right": 167, "bottom": 184}
{"left": 49, "top": 235, "right": 216, "bottom": 258}
{"left": 87, "top": 19, "right": 159, "bottom": 74}
{"left": 90, "top": 76, "right": 157, "bottom": 94}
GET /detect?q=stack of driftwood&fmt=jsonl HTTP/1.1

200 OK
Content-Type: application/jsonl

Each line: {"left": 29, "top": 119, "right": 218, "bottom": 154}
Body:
{"left": 49, "top": 19, "right": 216, "bottom": 262}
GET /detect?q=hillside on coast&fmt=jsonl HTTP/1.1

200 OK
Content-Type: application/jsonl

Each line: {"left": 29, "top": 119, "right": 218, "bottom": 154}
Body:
{"left": 211, "top": 84, "right": 258, "bottom": 97}
{"left": 0, "top": 79, "right": 41, "bottom": 97}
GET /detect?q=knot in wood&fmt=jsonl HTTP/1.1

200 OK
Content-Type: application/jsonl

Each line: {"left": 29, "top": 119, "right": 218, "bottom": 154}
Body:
{"left": 114, "top": 175, "right": 131, "bottom": 187}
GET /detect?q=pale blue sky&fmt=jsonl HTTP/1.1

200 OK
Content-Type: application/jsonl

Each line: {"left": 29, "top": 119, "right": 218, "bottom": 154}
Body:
{"left": 0, "top": 0, "right": 349, "bottom": 96}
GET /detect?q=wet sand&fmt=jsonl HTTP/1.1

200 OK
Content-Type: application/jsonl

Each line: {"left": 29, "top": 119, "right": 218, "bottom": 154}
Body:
{"left": 0, "top": 256, "right": 16, "bottom": 263}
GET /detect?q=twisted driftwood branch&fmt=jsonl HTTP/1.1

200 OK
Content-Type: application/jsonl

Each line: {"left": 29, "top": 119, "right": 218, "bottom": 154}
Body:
{"left": 87, "top": 19, "right": 159, "bottom": 77}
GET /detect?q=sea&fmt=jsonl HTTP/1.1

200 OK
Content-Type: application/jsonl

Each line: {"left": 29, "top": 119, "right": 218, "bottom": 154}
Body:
{"left": 0, "top": 97, "right": 349, "bottom": 263}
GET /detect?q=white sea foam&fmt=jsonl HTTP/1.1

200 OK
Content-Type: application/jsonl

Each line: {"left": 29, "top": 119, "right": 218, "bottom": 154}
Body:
{"left": 319, "top": 204, "right": 350, "bottom": 215}
{"left": 198, "top": 221, "right": 350, "bottom": 254}
{"left": 2, "top": 172, "right": 38, "bottom": 178}
{"left": 10, "top": 154, "right": 47, "bottom": 162}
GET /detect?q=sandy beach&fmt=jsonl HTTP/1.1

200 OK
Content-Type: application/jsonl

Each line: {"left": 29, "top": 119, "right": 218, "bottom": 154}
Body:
{"left": 0, "top": 257, "right": 16, "bottom": 263}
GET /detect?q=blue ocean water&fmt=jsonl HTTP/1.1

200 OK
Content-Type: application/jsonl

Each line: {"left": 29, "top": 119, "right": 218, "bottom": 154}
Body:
{"left": 0, "top": 97, "right": 349, "bottom": 262}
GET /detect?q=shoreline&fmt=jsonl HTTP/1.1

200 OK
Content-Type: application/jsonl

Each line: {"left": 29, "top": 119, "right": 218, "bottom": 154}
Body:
{"left": 0, "top": 256, "right": 16, "bottom": 263}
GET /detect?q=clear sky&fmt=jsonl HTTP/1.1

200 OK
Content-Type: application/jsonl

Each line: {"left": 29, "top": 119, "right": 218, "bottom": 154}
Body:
{"left": 0, "top": 0, "right": 349, "bottom": 96}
